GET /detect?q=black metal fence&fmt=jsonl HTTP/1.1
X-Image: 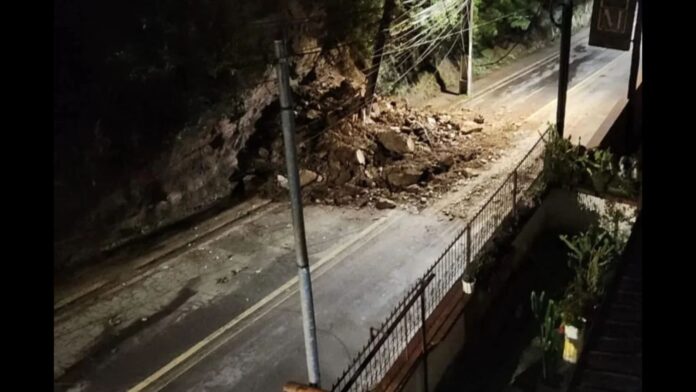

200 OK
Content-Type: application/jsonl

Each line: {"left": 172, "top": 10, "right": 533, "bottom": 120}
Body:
{"left": 330, "top": 128, "right": 550, "bottom": 392}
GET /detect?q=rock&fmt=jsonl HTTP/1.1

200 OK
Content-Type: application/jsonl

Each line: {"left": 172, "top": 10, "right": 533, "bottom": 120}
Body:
{"left": 427, "top": 117, "right": 437, "bottom": 126}
{"left": 252, "top": 158, "right": 273, "bottom": 173}
{"left": 387, "top": 167, "right": 422, "bottom": 188}
{"left": 474, "top": 114, "right": 485, "bottom": 124}
{"left": 439, "top": 155, "right": 456, "bottom": 169}
{"left": 155, "top": 201, "right": 169, "bottom": 217}
{"left": 420, "top": 197, "right": 427, "bottom": 204}
{"left": 277, "top": 175, "right": 289, "bottom": 190}
{"left": 406, "top": 184, "right": 421, "bottom": 193}
{"left": 109, "top": 316, "right": 122, "bottom": 327}
{"left": 258, "top": 148, "right": 270, "bottom": 159}
{"left": 167, "top": 192, "right": 183, "bottom": 205}
{"left": 299, "top": 169, "right": 319, "bottom": 187}
{"left": 277, "top": 170, "right": 318, "bottom": 189}
{"left": 376, "top": 198, "right": 397, "bottom": 209}
{"left": 370, "top": 102, "right": 381, "bottom": 117}
{"left": 355, "top": 149, "right": 366, "bottom": 165}
{"left": 243, "top": 174, "right": 259, "bottom": 190}
{"left": 465, "top": 168, "right": 481, "bottom": 177}
{"left": 461, "top": 121, "right": 484, "bottom": 134}
{"left": 377, "top": 130, "right": 415, "bottom": 155}
{"left": 306, "top": 109, "right": 321, "bottom": 120}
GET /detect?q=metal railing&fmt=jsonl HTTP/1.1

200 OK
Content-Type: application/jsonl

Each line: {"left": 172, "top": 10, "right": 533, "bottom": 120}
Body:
{"left": 330, "top": 128, "right": 550, "bottom": 392}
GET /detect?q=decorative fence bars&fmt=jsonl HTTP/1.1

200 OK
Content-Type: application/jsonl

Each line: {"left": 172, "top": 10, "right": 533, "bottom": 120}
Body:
{"left": 331, "top": 129, "right": 549, "bottom": 392}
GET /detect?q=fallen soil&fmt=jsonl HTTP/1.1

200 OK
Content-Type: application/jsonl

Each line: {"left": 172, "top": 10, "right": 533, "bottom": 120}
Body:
{"left": 247, "top": 95, "right": 516, "bottom": 214}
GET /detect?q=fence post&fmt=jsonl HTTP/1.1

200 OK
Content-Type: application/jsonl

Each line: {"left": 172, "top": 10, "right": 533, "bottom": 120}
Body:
{"left": 420, "top": 280, "right": 429, "bottom": 392}
{"left": 466, "top": 225, "right": 471, "bottom": 265}
{"left": 513, "top": 169, "right": 518, "bottom": 218}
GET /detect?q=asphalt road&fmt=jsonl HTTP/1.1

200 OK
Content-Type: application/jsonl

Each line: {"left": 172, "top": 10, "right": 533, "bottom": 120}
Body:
{"left": 55, "top": 27, "right": 636, "bottom": 392}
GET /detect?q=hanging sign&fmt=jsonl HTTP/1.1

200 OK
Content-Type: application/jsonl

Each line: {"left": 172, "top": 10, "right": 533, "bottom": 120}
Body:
{"left": 588, "top": 0, "right": 637, "bottom": 50}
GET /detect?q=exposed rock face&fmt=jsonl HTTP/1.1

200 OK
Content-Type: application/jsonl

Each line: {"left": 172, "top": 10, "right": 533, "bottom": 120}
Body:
{"left": 53, "top": 0, "right": 364, "bottom": 271}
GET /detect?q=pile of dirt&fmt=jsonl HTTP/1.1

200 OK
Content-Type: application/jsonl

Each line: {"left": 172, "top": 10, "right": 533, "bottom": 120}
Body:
{"left": 252, "top": 96, "right": 496, "bottom": 211}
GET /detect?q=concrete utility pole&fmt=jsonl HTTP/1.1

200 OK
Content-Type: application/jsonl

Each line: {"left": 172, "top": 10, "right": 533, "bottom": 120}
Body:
{"left": 459, "top": 0, "right": 474, "bottom": 95}
{"left": 275, "top": 39, "right": 322, "bottom": 387}
{"left": 365, "top": 0, "right": 397, "bottom": 105}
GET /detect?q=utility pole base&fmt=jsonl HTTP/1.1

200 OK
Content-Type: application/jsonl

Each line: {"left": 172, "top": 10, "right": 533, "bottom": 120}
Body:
{"left": 459, "top": 79, "right": 470, "bottom": 96}
{"left": 283, "top": 382, "right": 326, "bottom": 392}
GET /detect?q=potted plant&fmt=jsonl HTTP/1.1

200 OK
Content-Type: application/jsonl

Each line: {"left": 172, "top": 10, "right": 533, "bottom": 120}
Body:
{"left": 461, "top": 261, "right": 479, "bottom": 294}
{"left": 559, "top": 282, "right": 591, "bottom": 364}
{"left": 557, "top": 224, "right": 623, "bottom": 364}
{"left": 530, "top": 291, "right": 563, "bottom": 391}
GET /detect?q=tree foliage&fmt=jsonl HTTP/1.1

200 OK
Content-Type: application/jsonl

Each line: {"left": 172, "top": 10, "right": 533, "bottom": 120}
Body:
{"left": 474, "top": 0, "right": 544, "bottom": 48}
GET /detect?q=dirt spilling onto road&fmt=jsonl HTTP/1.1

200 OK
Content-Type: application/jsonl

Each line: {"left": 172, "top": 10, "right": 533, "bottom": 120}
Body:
{"left": 249, "top": 96, "right": 515, "bottom": 212}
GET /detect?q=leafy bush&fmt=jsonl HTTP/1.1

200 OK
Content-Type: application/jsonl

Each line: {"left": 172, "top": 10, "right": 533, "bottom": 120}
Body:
{"left": 541, "top": 125, "right": 587, "bottom": 188}
{"left": 541, "top": 124, "right": 641, "bottom": 197}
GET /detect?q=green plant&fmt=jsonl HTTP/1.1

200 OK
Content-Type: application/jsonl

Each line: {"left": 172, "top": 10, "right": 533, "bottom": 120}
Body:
{"left": 612, "top": 155, "right": 640, "bottom": 198}
{"left": 541, "top": 125, "right": 587, "bottom": 188}
{"left": 558, "top": 224, "right": 623, "bottom": 325}
{"left": 597, "top": 200, "right": 634, "bottom": 248}
{"left": 530, "top": 290, "right": 562, "bottom": 380}
{"left": 559, "top": 277, "right": 592, "bottom": 325}
{"left": 585, "top": 149, "right": 614, "bottom": 193}
{"left": 474, "top": 0, "right": 543, "bottom": 49}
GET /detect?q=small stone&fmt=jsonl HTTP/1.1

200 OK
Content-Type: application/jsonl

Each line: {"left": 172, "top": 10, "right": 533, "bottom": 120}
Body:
{"left": 277, "top": 174, "right": 289, "bottom": 190}
{"left": 299, "top": 169, "right": 319, "bottom": 187}
{"left": 376, "top": 198, "right": 397, "bottom": 209}
{"left": 439, "top": 155, "right": 455, "bottom": 169}
{"left": 356, "top": 149, "right": 366, "bottom": 165}
{"left": 377, "top": 130, "right": 415, "bottom": 155}
{"left": 387, "top": 167, "right": 422, "bottom": 188}
{"left": 258, "top": 147, "right": 270, "bottom": 159}
{"left": 474, "top": 114, "right": 485, "bottom": 124}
